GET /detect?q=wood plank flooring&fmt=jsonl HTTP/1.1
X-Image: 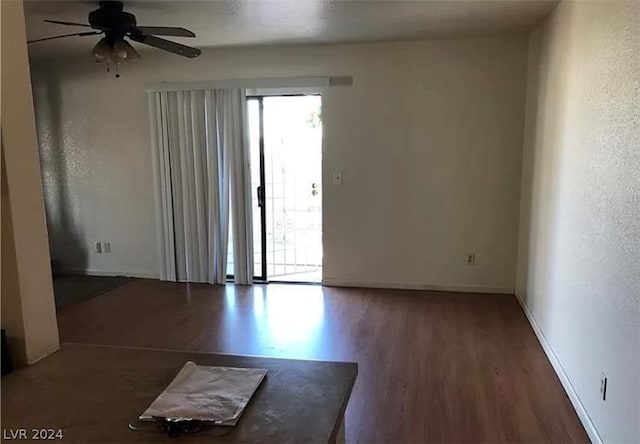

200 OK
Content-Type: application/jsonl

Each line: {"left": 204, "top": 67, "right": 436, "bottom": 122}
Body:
{"left": 57, "top": 279, "right": 589, "bottom": 443}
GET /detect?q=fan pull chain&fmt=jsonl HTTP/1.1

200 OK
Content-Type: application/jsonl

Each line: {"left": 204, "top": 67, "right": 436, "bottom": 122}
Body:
{"left": 102, "top": 62, "right": 121, "bottom": 78}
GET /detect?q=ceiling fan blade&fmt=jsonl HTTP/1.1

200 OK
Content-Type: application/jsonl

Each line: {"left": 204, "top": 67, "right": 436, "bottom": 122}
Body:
{"left": 132, "top": 26, "right": 196, "bottom": 37}
{"left": 44, "top": 19, "right": 111, "bottom": 31}
{"left": 44, "top": 19, "right": 92, "bottom": 28}
{"left": 28, "top": 31, "right": 102, "bottom": 44}
{"left": 128, "top": 34, "right": 201, "bottom": 58}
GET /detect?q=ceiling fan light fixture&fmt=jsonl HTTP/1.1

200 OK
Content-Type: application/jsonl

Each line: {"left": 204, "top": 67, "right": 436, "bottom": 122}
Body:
{"left": 113, "top": 39, "right": 140, "bottom": 62}
{"left": 92, "top": 37, "right": 112, "bottom": 62}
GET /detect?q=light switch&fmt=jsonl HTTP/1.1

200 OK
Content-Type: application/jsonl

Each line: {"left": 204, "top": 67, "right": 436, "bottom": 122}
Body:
{"left": 332, "top": 172, "right": 342, "bottom": 186}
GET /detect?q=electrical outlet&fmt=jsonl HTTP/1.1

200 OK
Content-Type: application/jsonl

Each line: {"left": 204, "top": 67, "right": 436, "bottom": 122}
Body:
{"left": 95, "top": 242, "right": 102, "bottom": 254}
{"left": 600, "top": 373, "right": 608, "bottom": 401}
{"left": 467, "top": 253, "right": 476, "bottom": 265}
{"left": 103, "top": 242, "right": 111, "bottom": 253}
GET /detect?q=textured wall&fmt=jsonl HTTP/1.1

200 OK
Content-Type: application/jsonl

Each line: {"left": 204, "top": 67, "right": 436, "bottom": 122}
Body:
{"left": 30, "top": 36, "right": 528, "bottom": 291}
{"left": 516, "top": 1, "right": 639, "bottom": 442}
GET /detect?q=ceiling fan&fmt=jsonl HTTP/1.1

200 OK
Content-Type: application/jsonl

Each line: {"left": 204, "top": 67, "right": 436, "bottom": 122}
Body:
{"left": 28, "top": 1, "right": 201, "bottom": 77}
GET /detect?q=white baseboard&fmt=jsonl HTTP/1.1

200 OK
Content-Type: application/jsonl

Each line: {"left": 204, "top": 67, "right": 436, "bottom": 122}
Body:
{"left": 514, "top": 288, "right": 602, "bottom": 444}
{"left": 57, "top": 268, "right": 158, "bottom": 280}
{"left": 322, "top": 278, "right": 513, "bottom": 294}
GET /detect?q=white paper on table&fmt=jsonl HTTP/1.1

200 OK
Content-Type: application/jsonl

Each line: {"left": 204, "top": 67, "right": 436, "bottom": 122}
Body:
{"left": 140, "top": 361, "right": 267, "bottom": 425}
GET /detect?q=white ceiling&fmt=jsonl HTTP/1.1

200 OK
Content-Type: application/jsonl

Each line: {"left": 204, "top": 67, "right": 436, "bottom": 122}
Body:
{"left": 25, "top": 0, "right": 558, "bottom": 57}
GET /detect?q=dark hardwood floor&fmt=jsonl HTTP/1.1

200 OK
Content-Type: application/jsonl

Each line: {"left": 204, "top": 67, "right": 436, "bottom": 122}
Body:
{"left": 57, "top": 279, "right": 588, "bottom": 443}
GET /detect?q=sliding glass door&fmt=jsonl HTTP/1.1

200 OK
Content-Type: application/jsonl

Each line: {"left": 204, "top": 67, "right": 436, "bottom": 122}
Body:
{"left": 229, "top": 95, "right": 322, "bottom": 283}
{"left": 262, "top": 95, "right": 322, "bottom": 282}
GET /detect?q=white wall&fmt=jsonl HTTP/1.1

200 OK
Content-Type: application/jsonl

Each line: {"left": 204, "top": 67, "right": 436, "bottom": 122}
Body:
{"left": 516, "top": 1, "right": 639, "bottom": 442}
{"left": 30, "top": 36, "right": 528, "bottom": 291}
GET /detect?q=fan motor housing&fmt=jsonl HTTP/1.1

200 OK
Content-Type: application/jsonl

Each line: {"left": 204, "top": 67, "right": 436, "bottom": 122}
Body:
{"left": 89, "top": 1, "right": 136, "bottom": 37}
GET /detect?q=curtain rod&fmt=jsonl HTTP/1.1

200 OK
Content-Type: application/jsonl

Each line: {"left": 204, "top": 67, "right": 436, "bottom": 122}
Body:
{"left": 145, "top": 76, "right": 353, "bottom": 93}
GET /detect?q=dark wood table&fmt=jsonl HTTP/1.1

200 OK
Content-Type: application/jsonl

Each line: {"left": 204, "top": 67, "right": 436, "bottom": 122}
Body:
{"left": 1, "top": 343, "right": 357, "bottom": 443}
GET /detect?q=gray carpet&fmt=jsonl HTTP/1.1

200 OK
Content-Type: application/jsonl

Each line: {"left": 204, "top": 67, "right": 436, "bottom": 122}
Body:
{"left": 53, "top": 275, "right": 132, "bottom": 310}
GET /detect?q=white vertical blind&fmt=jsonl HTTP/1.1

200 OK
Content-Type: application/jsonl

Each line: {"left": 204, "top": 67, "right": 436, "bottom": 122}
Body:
{"left": 148, "top": 88, "right": 253, "bottom": 284}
